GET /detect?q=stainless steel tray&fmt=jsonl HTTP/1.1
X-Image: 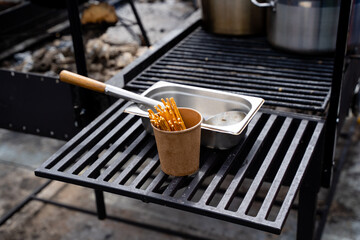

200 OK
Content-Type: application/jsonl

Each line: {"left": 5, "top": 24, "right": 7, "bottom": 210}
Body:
{"left": 125, "top": 81, "right": 264, "bottom": 149}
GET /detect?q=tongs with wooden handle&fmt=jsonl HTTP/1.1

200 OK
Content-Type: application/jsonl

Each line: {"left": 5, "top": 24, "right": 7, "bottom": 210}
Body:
{"left": 59, "top": 70, "right": 161, "bottom": 107}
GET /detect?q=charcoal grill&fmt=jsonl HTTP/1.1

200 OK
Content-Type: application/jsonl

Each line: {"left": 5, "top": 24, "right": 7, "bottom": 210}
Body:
{"left": 30, "top": 0, "right": 359, "bottom": 240}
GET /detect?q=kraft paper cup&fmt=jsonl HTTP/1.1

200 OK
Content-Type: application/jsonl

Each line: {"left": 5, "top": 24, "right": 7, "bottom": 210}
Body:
{"left": 151, "top": 107, "right": 202, "bottom": 176}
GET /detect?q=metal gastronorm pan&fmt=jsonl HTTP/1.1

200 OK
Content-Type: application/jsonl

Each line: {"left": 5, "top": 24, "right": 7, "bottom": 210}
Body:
{"left": 125, "top": 81, "right": 264, "bottom": 149}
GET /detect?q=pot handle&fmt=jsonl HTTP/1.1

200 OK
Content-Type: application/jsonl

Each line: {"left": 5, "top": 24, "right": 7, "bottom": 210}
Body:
{"left": 251, "top": 0, "right": 275, "bottom": 8}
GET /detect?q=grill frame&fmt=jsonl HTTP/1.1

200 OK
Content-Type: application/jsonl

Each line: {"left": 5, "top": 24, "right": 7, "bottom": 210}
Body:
{"left": 35, "top": 99, "right": 325, "bottom": 234}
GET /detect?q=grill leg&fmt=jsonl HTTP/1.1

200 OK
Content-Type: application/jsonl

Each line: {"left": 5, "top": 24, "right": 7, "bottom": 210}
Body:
{"left": 127, "top": 0, "right": 150, "bottom": 47}
{"left": 94, "top": 189, "right": 107, "bottom": 220}
{"left": 66, "top": 0, "right": 87, "bottom": 76}
{"left": 297, "top": 185, "right": 318, "bottom": 240}
{"left": 297, "top": 140, "right": 323, "bottom": 240}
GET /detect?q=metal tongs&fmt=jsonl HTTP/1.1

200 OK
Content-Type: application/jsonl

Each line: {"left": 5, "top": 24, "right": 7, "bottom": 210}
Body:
{"left": 59, "top": 70, "right": 254, "bottom": 130}
{"left": 59, "top": 70, "right": 162, "bottom": 108}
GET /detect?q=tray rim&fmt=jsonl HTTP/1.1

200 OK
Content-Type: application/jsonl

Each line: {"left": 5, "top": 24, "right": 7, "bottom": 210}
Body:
{"left": 124, "top": 81, "right": 264, "bottom": 135}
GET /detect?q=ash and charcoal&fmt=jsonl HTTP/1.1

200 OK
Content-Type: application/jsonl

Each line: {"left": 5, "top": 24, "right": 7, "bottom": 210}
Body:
{"left": 0, "top": 0, "right": 195, "bottom": 82}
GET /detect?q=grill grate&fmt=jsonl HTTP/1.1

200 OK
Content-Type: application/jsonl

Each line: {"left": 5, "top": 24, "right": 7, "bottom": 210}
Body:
{"left": 126, "top": 27, "right": 334, "bottom": 112}
{"left": 36, "top": 99, "right": 324, "bottom": 233}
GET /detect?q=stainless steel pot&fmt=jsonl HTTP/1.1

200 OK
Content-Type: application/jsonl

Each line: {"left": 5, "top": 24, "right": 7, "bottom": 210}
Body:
{"left": 252, "top": 0, "right": 340, "bottom": 53}
{"left": 201, "top": 0, "right": 265, "bottom": 35}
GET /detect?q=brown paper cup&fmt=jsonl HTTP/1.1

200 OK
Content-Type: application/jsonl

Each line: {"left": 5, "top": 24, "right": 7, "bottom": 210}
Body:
{"left": 151, "top": 108, "right": 202, "bottom": 176}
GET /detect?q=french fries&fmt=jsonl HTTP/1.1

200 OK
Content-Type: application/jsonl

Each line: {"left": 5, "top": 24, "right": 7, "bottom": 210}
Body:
{"left": 148, "top": 97, "right": 186, "bottom": 131}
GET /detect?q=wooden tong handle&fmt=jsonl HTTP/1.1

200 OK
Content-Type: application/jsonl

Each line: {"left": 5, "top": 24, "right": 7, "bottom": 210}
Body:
{"left": 59, "top": 70, "right": 106, "bottom": 93}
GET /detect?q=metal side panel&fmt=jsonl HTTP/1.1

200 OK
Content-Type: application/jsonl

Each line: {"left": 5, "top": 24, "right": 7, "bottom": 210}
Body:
{"left": 0, "top": 69, "right": 79, "bottom": 140}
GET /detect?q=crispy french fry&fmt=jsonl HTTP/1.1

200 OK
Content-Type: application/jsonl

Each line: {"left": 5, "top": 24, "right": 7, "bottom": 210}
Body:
{"left": 149, "top": 98, "right": 186, "bottom": 131}
{"left": 148, "top": 109, "right": 155, "bottom": 115}
{"left": 158, "top": 104, "right": 165, "bottom": 112}
{"left": 178, "top": 117, "right": 186, "bottom": 130}
{"left": 166, "top": 98, "right": 173, "bottom": 110}
{"left": 163, "top": 107, "right": 172, "bottom": 121}
{"left": 158, "top": 119, "right": 165, "bottom": 131}
{"left": 148, "top": 109, "right": 158, "bottom": 121}
{"left": 161, "top": 98, "right": 167, "bottom": 107}
{"left": 173, "top": 120, "right": 181, "bottom": 131}
{"left": 170, "top": 98, "right": 186, "bottom": 130}
{"left": 154, "top": 106, "right": 162, "bottom": 114}
{"left": 160, "top": 116, "right": 171, "bottom": 131}
{"left": 166, "top": 106, "right": 176, "bottom": 121}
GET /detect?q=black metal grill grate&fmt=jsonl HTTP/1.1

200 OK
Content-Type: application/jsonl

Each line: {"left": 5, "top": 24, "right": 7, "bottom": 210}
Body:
{"left": 126, "top": 27, "right": 334, "bottom": 112}
{"left": 36, "top": 99, "right": 324, "bottom": 233}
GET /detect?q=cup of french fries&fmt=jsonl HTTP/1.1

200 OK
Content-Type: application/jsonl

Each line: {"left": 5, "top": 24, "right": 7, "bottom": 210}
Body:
{"left": 149, "top": 98, "right": 202, "bottom": 176}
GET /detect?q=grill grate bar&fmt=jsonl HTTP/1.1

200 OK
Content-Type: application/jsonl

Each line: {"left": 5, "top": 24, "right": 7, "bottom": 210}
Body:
{"left": 184, "top": 31, "right": 334, "bottom": 63}
{"left": 217, "top": 114, "right": 277, "bottom": 210}
{"left": 159, "top": 57, "right": 332, "bottom": 85}
{"left": 197, "top": 114, "right": 262, "bottom": 205}
{"left": 180, "top": 151, "right": 219, "bottom": 201}
{"left": 43, "top": 100, "right": 126, "bottom": 170}
{"left": 130, "top": 153, "right": 160, "bottom": 189}
{"left": 127, "top": 80, "right": 327, "bottom": 110}
{"left": 162, "top": 177, "right": 185, "bottom": 197}
{"left": 161, "top": 148, "right": 211, "bottom": 197}
{"left": 236, "top": 118, "right": 294, "bottom": 215}
{"left": 96, "top": 123, "right": 147, "bottom": 182}
{"left": 176, "top": 42, "right": 334, "bottom": 68}
{"left": 275, "top": 122, "right": 324, "bottom": 224}
{"left": 146, "top": 171, "right": 167, "bottom": 193}
{"left": 83, "top": 129, "right": 148, "bottom": 179}
{"left": 112, "top": 139, "right": 156, "bottom": 185}
{"left": 149, "top": 65, "right": 331, "bottom": 89}
{"left": 135, "top": 77, "right": 324, "bottom": 106}
{"left": 52, "top": 102, "right": 131, "bottom": 172}
{"left": 165, "top": 54, "right": 331, "bottom": 81}
{"left": 67, "top": 115, "right": 138, "bottom": 175}
{"left": 257, "top": 121, "right": 309, "bottom": 219}
{"left": 170, "top": 46, "right": 334, "bottom": 72}
{"left": 142, "top": 70, "right": 329, "bottom": 96}
{"left": 156, "top": 60, "right": 331, "bottom": 82}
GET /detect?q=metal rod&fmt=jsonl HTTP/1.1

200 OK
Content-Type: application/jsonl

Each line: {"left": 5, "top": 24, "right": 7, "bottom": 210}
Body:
{"left": 67, "top": 116, "right": 140, "bottom": 175}
{"left": 0, "top": 180, "right": 52, "bottom": 226}
{"left": 198, "top": 114, "right": 261, "bottom": 206}
{"left": 296, "top": 128, "right": 324, "bottom": 240}
{"left": 297, "top": 184, "right": 318, "bottom": 240}
{"left": 127, "top": 0, "right": 150, "bottom": 47}
{"left": 32, "top": 196, "right": 210, "bottom": 240}
{"left": 66, "top": 0, "right": 87, "bottom": 76}
{"left": 82, "top": 129, "right": 148, "bottom": 179}
{"left": 95, "top": 128, "right": 147, "bottom": 181}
